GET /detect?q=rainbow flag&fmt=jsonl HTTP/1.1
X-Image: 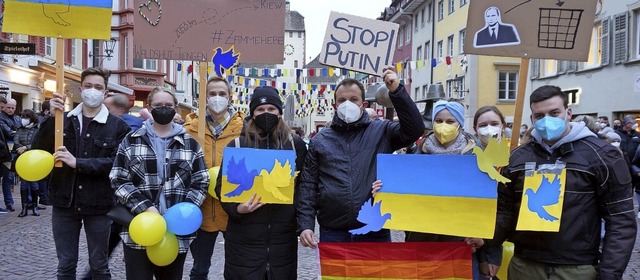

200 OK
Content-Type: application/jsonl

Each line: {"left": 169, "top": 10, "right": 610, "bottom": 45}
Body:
{"left": 375, "top": 154, "right": 497, "bottom": 238}
{"left": 3, "top": 0, "right": 113, "bottom": 39}
{"left": 318, "top": 242, "right": 472, "bottom": 279}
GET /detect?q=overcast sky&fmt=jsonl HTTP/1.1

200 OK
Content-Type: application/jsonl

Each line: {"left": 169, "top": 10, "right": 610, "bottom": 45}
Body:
{"left": 288, "top": 0, "right": 391, "bottom": 62}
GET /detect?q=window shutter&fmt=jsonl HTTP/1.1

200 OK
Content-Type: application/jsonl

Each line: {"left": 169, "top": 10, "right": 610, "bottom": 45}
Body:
{"left": 566, "top": 61, "right": 578, "bottom": 72}
{"left": 601, "top": 17, "right": 610, "bottom": 66}
{"left": 65, "top": 39, "right": 72, "bottom": 65}
{"left": 613, "top": 12, "right": 628, "bottom": 64}
{"left": 557, "top": 61, "right": 566, "bottom": 74}
{"left": 530, "top": 59, "right": 539, "bottom": 79}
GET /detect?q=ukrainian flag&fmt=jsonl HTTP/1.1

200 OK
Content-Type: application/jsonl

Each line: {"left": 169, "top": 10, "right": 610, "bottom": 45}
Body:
{"left": 376, "top": 154, "right": 497, "bottom": 238}
{"left": 3, "top": 0, "right": 113, "bottom": 39}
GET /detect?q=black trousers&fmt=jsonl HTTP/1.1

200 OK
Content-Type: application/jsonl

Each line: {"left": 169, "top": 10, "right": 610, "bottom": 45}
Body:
{"left": 123, "top": 245, "right": 187, "bottom": 280}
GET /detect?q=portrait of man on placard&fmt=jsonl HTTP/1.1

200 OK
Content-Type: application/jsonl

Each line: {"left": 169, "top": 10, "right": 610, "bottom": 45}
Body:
{"left": 474, "top": 6, "right": 521, "bottom": 48}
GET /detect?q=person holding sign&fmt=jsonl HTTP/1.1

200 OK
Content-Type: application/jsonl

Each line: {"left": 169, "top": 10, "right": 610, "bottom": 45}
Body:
{"left": 31, "top": 67, "right": 131, "bottom": 279}
{"left": 296, "top": 67, "right": 423, "bottom": 247}
{"left": 215, "top": 86, "right": 307, "bottom": 280}
{"left": 110, "top": 87, "right": 208, "bottom": 279}
{"left": 184, "top": 76, "right": 246, "bottom": 280}
{"left": 489, "top": 86, "right": 636, "bottom": 279}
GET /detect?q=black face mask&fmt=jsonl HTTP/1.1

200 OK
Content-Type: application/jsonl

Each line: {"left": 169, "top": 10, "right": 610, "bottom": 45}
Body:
{"left": 151, "top": 106, "right": 176, "bottom": 125}
{"left": 254, "top": 113, "right": 279, "bottom": 133}
{"left": 613, "top": 125, "right": 620, "bottom": 130}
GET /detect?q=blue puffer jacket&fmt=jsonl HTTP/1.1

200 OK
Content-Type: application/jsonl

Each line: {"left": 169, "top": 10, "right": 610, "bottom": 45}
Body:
{"left": 296, "top": 85, "right": 424, "bottom": 232}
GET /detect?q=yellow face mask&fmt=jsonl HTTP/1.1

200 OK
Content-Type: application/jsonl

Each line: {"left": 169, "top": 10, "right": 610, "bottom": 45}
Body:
{"left": 434, "top": 123, "right": 460, "bottom": 144}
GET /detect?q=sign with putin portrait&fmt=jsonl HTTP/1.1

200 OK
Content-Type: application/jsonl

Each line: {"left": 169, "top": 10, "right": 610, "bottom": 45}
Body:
{"left": 464, "top": 0, "right": 598, "bottom": 61}
{"left": 319, "top": 11, "right": 399, "bottom": 75}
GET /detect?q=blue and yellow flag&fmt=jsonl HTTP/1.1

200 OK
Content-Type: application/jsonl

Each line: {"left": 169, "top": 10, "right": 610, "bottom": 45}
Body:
{"left": 375, "top": 154, "right": 498, "bottom": 238}
{"left": 3, "top": 0, "right": 113, "bottom": 39}
{"left": 516, "top": 169, "right": 566, "bottom": 232}
{"left": 220, "top": 148, "right": 297, "bottom": 204}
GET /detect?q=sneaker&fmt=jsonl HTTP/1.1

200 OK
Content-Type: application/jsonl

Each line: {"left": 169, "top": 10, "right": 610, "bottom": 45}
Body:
{"left": 0, "top": 208, "right": 8, "bottom": 214}
{"left": 6, "top": 205, "right": 15, "bottom": 212}
{"left": 37, "top": 205, "right": 46, "bottom": 210}
{"left": 40, "top": 199, "right": 52, "bottom": 206}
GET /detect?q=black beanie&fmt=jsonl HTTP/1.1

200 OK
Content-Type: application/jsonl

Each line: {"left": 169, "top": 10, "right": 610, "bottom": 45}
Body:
{"left": 249, "top": 86, "right": 283, "bottom": 115}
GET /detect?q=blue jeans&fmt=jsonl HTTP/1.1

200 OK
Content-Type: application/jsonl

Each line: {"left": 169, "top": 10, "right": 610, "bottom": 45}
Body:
{"left": 319, "top": 227, "right": 391, "bottom": 243}
{"left": 20, "top": 180, "right": 38, "bottom": 191}
{"left": 189, "top": 229, "right": 223, "bottom": 280}
{"left": 1, "top": 163, "right": 13, "bottom": 206}
{"left": 52, "top": 206, "right": 112, "bottom": 280}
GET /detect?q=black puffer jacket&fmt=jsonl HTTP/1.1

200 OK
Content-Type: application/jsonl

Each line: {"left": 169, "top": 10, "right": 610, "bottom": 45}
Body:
{"left": 492, "top": 134, "right": 636, "bottom": 280}
{"left": 216, "top": 133, "right": 307, "bottom": 280}
{"left": 296, "top": 86, "right": 424, "bottom": 232}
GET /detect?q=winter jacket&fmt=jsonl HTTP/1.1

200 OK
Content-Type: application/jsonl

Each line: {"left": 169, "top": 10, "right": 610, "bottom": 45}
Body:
{"left": 110, "top": 122, "right": 208, "bottom": 253}
{"left": 215, "top": 132, "right": 307, "bottom": 280}
{"left": 0, "top": 111, "right": 19, "bottom": 141}
{"left": 491, "top": 123, "right": 636, "bottom": 280}
{"left": 296, "top": 85, "right": 424, "bottom": 233}
{"left": 14, "top": 124, "right": 38, "bottom": 151}
{"left": 184, "top": 110, "right": 245, "bottom": 232}
{"left": 32, "top": 104, "right": 130, "bottom": 214}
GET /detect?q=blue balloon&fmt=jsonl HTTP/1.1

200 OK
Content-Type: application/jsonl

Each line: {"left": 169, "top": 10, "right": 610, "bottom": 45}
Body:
{"left": 163, "top": 202, "right": 203, "bottom": 235}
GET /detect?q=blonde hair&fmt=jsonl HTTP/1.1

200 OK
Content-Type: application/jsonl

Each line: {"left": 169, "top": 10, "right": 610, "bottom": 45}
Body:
{"left": 147, "top": 87, "right": 178, "bottom": 105}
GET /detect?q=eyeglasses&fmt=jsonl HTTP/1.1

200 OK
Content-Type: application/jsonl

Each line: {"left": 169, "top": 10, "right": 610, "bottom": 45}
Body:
{"left": 150, "top": 103, "right": 175, "bottom": 109}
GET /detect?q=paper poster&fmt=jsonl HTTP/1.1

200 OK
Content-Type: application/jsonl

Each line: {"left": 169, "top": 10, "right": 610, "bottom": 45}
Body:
{"left": 220, "top": 147, "right": 297, "bottom": 204}
{"left": 516, "top": 169, "right": 566, "bottom": 232}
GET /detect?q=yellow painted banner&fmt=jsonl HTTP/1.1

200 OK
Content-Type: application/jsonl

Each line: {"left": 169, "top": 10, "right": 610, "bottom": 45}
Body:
{"left": 3, "top": 0, "right": 112, "bottom": 39}
{"left": 516, "top": 169, "right": 566, "bottom": 232}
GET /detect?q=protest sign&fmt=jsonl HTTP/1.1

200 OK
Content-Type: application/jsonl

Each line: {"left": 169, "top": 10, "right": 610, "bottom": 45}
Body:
{"left": 319, "top": 11, "right": 399, "bottom": 75}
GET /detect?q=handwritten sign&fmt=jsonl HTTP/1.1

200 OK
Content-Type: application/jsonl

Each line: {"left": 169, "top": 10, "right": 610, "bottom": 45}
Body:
{"left": 319, "top": 11, "right": 398, "bottom": 75}
{"left": 133, "top": 0, "right": 285, "bottom": 63}
{"left": 464, "top": 0, "right": 598, "bottom": 61}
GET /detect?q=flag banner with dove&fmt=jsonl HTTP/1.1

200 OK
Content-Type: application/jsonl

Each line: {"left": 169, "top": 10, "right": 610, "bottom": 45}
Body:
{"left": 318, "top": 242, "right": 472, "bottom": 279}
{"left": 3, "top": 0, "right": 113, "bottom": 39}
{"left": 365, "top": 154, "right": 498, "bottom": 239}
{"left": 220, "top": 148, "right": 297, "bottom": 204}
{"left": 516, "top": 167, "right": 566, "bottom": 232}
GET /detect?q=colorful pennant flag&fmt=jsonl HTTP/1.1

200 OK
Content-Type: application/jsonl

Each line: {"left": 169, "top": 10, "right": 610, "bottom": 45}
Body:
{"left": 3, "top": 0, "right": 113, "bottom": 39}
{"left": 318, "top": 242, "right": 472, "bottom": 279}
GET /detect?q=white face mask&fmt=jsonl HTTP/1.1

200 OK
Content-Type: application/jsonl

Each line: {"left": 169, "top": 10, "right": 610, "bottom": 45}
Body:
{"left": 81, "top": 88, "right": 105, "bottom": 108}
{"left": 599, "top": 123, "right": 607, "bottom": 129}
{"left": 478, "top": 125, "right": 502, "bottom": 141}
{"left": 612, "top": 142, "right": 621, "bottom": 148}
{"left": 207, "top": 96, "right": 229, "bottom": 114}
{"left": 337, "top": 100, "right": 362, "bottom": 124}
{"left": 21, "top": 119, "right": 30, "bottom": 126}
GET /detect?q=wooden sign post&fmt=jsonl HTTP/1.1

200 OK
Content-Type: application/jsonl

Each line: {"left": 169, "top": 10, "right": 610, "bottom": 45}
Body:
{"left": 54, "top": 38, "right": 65, "bottom": 167}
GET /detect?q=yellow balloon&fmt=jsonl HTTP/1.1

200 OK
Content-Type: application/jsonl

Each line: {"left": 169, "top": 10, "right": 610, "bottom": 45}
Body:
{"left": 15, "top": 149, "right": 54, "bottom": 181}
{"left": 129, "top": 212, "right": 166, "bottom": 246}
{"left": 207, "top": 166, "right": 220, "bottom": 199}
{"left": 496, "top": 241, "right": 514, "bottom": 280}
{"left": 146, "top": 232, "right": 179, "bottom": 266}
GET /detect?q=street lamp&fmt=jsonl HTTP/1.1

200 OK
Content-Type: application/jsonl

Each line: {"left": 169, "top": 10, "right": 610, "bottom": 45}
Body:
{"left": 89, "top": 38, "right": 117, "bottom": 60}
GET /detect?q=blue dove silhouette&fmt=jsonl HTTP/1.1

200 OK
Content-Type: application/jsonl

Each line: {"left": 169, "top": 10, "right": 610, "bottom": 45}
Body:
{"left": 525, "top": 175, "right": 561, "bottom": 221}
{"left": 224, "top": 157, "right": 259, "bottom": 197}
{"left": 212, "top": 46, "right": 240, "bottom": 77}
{"left": 349, "top": 198, "right": 391, "bottom": 235}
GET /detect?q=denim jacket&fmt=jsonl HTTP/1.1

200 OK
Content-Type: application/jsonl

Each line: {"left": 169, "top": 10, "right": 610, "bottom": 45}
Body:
{"left": 32, "top": 104, "right": 131, "bottom": 215}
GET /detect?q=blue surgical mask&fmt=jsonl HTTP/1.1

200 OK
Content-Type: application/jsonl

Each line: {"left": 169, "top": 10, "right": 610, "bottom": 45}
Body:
{"left": 534, "top": 115, "right": 567, "bottom": 141}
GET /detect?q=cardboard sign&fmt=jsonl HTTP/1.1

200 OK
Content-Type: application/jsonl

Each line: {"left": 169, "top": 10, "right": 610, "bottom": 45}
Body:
{"left": 464, "top": 0, "right": 598, "bottom": 61}
{"left": 319, "top": 11, "right": 398, "bottom": 75}
{"left": 133, "top": 0, "right": 285, "bottom": 63}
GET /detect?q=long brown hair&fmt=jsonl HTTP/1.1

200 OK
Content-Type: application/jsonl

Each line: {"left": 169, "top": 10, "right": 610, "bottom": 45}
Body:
{"left": 243, "top": 117, "right": 292, "bottom": 148}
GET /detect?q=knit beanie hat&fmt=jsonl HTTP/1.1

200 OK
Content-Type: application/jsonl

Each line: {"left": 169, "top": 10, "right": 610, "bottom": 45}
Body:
{"left": 432, "top": 100, "right": 465, "bottom": 126}
{"left": 249, "top": 86, "right": 283, "bottom": 116}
